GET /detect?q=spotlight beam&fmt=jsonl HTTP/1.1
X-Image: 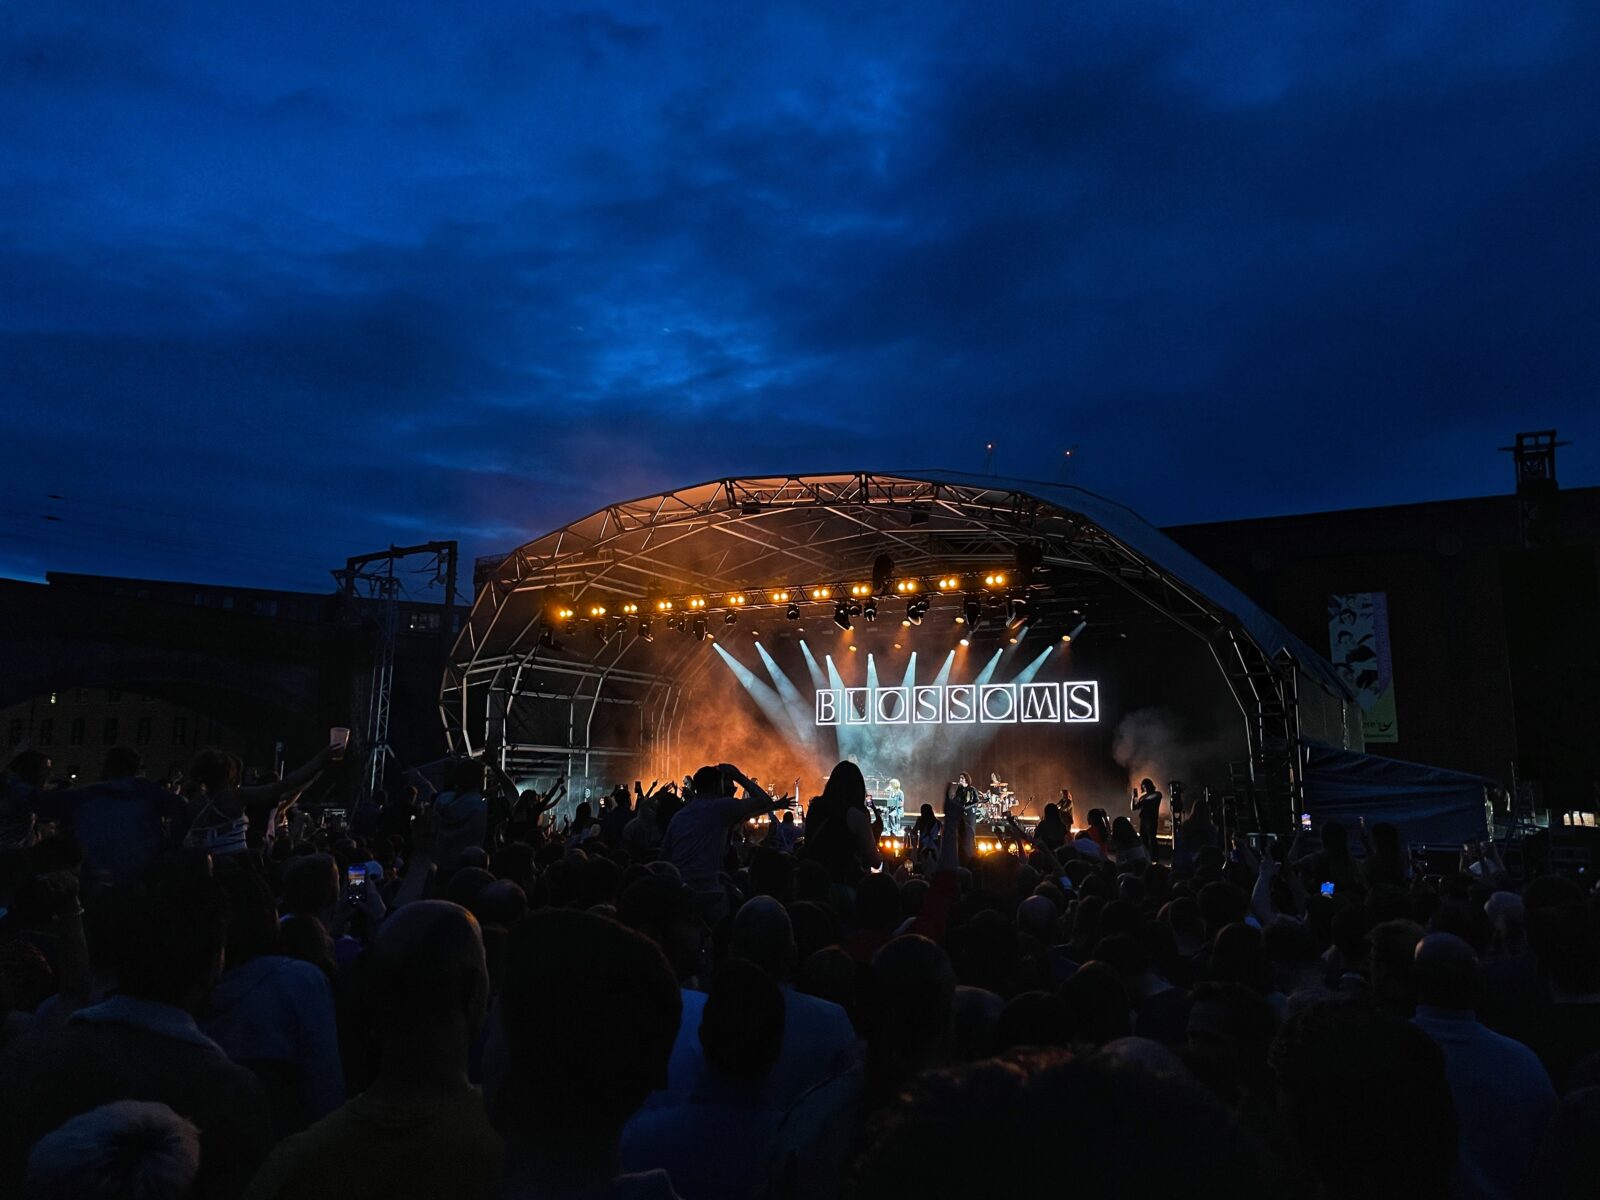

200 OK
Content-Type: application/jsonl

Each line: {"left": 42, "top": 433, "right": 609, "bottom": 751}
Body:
{"left": 824, "top": 654, "right": 862, "bottom": 765}
{"left": 756, "top": 641, "right": 822, "bottom": 753}
{"left": 937, "top": 648, "right": 1008, "bottom": 760}
{"left": 799, "top": 640, "right": 828, "bottom": 693}
{"left": 713, "top": 645, "right": 811, "bottom": 752}
{"left": 1013, "top": 643, "right": 1055, "bottom": 686}
{"left": 973, "top": 648, "right": 1005, "bottom": 689}
{"left": 897, "top": 650, "right": 918, "bottom": 693}
{"left": 911, "top": 649, "right": 957, "bottom": 754}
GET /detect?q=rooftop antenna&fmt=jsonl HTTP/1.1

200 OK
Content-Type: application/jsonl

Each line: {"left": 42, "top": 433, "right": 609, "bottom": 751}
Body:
{"left": 1499, "top": 430, "right": 1568, "bottom": 548}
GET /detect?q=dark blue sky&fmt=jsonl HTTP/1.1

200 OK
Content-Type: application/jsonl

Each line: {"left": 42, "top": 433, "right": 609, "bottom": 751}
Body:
{"left": 2, "top": 2, "right": 1596, "bottom": 592}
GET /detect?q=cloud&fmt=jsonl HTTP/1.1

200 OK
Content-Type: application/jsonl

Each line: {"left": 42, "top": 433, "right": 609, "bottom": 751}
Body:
{"left": 0, "top": 0, "right": 1595, "bottom": 589}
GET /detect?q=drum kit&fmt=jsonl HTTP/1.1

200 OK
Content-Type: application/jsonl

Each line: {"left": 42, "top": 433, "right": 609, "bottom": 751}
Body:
{"left": 965, "top": 774, "right": 1018, "bottom": 826}
{"left": 866, "top": 772, "right": 1018, "bottom": 831}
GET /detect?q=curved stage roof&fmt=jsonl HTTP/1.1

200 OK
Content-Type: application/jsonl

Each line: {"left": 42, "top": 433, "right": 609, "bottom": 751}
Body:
{"left": 451, "top": 470, "right": 1346, "bottom": 695}
{"left": 443, "top": 472, "right": 1355, "bottom": 816}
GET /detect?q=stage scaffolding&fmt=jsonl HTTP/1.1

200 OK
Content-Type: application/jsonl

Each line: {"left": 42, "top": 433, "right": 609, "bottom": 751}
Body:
{"left": 440, "top": 472, "right": 1358, "bottom": 828}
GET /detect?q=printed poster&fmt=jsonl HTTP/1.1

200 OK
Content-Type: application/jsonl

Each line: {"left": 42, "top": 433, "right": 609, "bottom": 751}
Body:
{"left": 1328, "top": 592, "right": 1398, "bottom": 743}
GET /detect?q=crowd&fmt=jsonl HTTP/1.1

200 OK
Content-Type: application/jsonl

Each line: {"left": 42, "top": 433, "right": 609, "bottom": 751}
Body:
{"left": 1, "top": 742, "right": 1599, "bottom": 1200}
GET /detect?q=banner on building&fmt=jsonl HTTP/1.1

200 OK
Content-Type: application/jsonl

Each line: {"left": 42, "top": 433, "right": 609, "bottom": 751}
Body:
{"left": 1328, "top": 593, "right": 1398, "bottom": 743}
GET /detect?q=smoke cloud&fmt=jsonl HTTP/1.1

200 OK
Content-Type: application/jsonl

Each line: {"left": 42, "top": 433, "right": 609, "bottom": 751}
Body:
{"left": 1111, "top": 707, "right": 1235, "bottom": 796}
{"left": 668, "top": 666, "right": 831, "bottom": 802}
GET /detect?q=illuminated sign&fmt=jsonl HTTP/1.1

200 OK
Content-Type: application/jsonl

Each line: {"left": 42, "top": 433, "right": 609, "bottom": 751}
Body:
{"left": 815, "top": 682, "right": 1099, "bottom": 726}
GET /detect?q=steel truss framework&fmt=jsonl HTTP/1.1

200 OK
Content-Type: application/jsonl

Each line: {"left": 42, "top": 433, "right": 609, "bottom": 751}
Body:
{"left": 442, "top": 473, "right": 1339, "bottom": 827}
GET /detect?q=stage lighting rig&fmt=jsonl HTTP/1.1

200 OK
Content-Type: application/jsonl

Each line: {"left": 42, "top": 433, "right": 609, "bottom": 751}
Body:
{"left": 862, "top": 597, "right": 878, "bottom": 623}
{"left": 638, "top": 617, "right": 653, "bottom": 642}
{"left": 904, "top": 597, "right": 923, "bottom": 625}
{"left": 1015, "top": 542, "right": 1044, "bottom": 576}
{"left": 1064, "top": 618, "right": 1087, "bottom": 642}
{"left": 692, "top": 617, "right": 707, "bottom": 642}
{"left": 1006, "top": 593, "right": 1028, "bottom": 624}
{"left": 724, "top": 611, "right": 738, "bottom": 626}
{"left": 786, "top": 601, "right": 801, "bottom": 621}
{"left": 833, "top": 602, "right": 852, "bottom": 631}
{"left": 872, "top": 553, "right": 894, "bottom": 595}
{"left": 963, "top": 595, "right": 982, "bottom": 628}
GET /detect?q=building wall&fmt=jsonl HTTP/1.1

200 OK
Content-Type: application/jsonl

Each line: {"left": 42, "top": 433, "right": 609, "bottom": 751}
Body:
{"left": 1, "top": 686, "right": 247, "bottom": 785}
{"left": 1, "top": 574, "right": 456, "bottom": 786}
{"left": 1167, "top": 487, "right": 1600, "bottom": 786}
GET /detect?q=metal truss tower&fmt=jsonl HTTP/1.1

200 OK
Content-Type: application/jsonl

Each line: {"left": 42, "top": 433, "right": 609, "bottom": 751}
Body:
{"left": 336, "top": 541, "right": 457, "bottom": 802}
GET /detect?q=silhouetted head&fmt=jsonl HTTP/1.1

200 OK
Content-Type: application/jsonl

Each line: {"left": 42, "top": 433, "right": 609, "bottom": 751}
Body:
{"left": 5, "top": 750, "right": 51, "bottom": 788}
{"left": 24, "top": 1101, "right": 200, "bottom": 1200}
{"left": 699, "top": 958, "right": 785, "bottom": 1086}
{"left": 823, "top": 761, "right": 868, "bottom": 812}
{"left": 732, "top": 895, "right": 798, "bottom": 982}
{"left": 691, "top": 764, "right": 730, "bottom": 799}
{"left": 1413, "top": 932, "right": 1481, "bottom": 1011}
{"left": 617, "top": 876, "right": 708, "bottom": 982}
{"left": 496, "top": 910, "right": 680, "bottom": 1162}
{"left": 1271, "top": 998, "right": 1457, "bottom": 1200}
{"left": 368, "top": 900, "right": 488, "bottom": 1040}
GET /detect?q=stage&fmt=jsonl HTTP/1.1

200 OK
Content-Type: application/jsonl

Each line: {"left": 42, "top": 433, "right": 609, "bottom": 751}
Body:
{"left": 442, "top": 472, "right": 1361, "bottom": 834}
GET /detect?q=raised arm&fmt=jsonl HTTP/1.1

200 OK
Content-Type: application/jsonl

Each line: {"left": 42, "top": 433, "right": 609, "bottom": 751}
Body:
{"left": 529, "top": 778, "right": 567, "bottom": 816}
{"left": 485, "top": 760, "right": 521, "bottom": 798}
{"left": 718, "top": 764, "right": 789, "bottom": 820}
{"left": 1250, "top": 849, "right": 1280, "bottom": 926}
{"left": 235, "top": 743, "right": 336, "bottom": 805}
{"left": 1006, "top": 813, "right": 1063, "bottom": 873}
{"left": 391, "top": 809, "right": 437, "bottom": 910}
{"left": 406, "top": 766, "right": 438, "bottom": 802}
